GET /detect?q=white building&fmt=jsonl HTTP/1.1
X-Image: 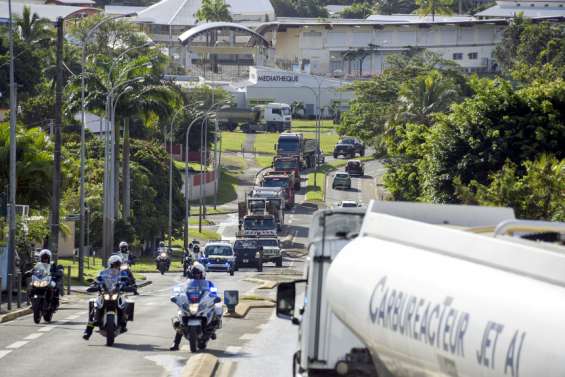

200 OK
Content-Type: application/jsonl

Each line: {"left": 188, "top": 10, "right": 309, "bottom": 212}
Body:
{"left": 225, "top": 66, "right": 353, "bottom": 117}
{"left": 256, "top": 17, "right": 511, "bottom": 76}
{"left": 476, "top": 0, "right": 565, "bottom": 18}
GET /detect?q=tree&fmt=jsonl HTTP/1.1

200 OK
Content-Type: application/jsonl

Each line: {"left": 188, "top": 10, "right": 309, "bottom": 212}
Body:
{"left": 0, "top": 124, "right": 53, "bottom": 208}
{"left": 196, "top": 0, "right": 233, "bottom": 22}
{"left": 15, "top": 5, "right": 53, "bottom": 46}
{"left": 271, "top": 0, "right": 329, "bottom": 17}
{"left": 374, "top": 0, "right": 417, "bottom": 14}
{"left": 341, "top": 2, "right": 373, "bottom": 18}
{"left": 415, "top": 0, "right": 453, "bottom": 21}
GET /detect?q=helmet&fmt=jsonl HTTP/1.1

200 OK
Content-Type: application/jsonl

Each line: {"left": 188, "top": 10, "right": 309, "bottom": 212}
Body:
{"left": 159, "top": 241, "right": 165, "bottom": 247}
{"left": 191, "top": 262, "right": 206, "bottom": 279}
{"left": 119, "top": 241, "right": 128, "bottom": 252}
{"left": 39, "top": 249, "right": 52, "bottom": 263}
{"left": 108, "top": 254, "right": 123, "bottom": 269}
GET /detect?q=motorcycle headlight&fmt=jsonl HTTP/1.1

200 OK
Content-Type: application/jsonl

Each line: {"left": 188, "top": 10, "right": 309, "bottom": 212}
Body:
{"left": 111, "top": 293, "right": 118, "bottom": 300}
{"left": 40, "top": 281, "right": 49, "bottom": 287}
{"left": 188, "top": 303, "right": 199, "bottom": 315}
{"left": 255, "top": 252, "right": 261, "bottom": 259}
{"left": 104, "top": 294, "right": 110, "bottom": 300}
{"left": 32, "top": 281, "right": 41, "bottom": 287}
{"left": 160, "top": 253, "right": 167, "bottom": 258}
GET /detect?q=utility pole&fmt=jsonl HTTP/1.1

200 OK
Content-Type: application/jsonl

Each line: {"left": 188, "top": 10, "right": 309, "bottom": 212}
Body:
{"left": 122, "top": 118, "right": 131, "bottom": 220}
{"left": 7, "top": 0, "right": 17, "bottom": 277}
{"left": 49, "top": 18, "right": 64, "bottom": 262}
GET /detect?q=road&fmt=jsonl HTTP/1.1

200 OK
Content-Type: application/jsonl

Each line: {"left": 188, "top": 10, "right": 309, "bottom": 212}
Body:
{"left": 0, "top": 157, "right": 384, "bottom": 377}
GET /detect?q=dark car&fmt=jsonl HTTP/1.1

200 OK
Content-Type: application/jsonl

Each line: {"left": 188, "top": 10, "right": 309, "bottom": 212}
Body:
{"left": 333, "top": 138, "right": 365, "bottom": 159}
{"left": 233, "top": 238, "right": 264, "bottom": 272}
{"left": 332, "top": 172, "right": 352, "bottom": 190}
{"left": 345, "top": 160, "right": 364, "bottom": 176}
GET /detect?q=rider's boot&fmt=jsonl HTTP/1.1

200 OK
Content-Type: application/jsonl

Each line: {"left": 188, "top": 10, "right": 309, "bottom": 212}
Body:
{"left": 169, "top": 332, "right": 182, "bottom": 351}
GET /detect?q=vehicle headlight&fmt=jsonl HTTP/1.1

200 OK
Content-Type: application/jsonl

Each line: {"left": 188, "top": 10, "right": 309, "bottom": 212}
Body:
{"left": 112, "top": 294, "right": 118, "bottom": 300}
{"left": 255, "top": 252, "right": 261, "bottom": 258}
{"left": 40, "top": 281, "right": 49, "bottom": 287}
{"left": 160, "top": 253, "right": 167, "bottom": 258}
{"left": 32, "top": 281, "right": 41, "bottom": 287}
{"left": 104, "top": 294, "right": 110, "bottom": 300}
{"left": 188, "top": 303, "right": 199, "bottom": 315}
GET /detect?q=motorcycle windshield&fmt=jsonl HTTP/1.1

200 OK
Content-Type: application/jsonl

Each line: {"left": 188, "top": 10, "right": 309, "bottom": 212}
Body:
{"left": 32, "top": 268, "right": 51, "bottom": 282}
{"left": 99, "top": 270, "right": 120, "bottom": 292}
{"left": 186, "top": 280, "right": 210, "bottom": 302}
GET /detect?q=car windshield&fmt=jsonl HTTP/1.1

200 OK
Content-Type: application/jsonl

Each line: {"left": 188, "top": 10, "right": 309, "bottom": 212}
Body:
{"left": 347, "top": 162, "right": 360, "bottom": 167}
{"left": 340, "top": 139, "right": 355, "bottom": 144}
{"left": 341, "top": 202, "right": 357, "bottom": 208}
{"left": 205, "top": 246, "right": 233, "bottom": 256}
{"left": 244, "top": 218, "right": 275, "bottom": 230}
{"left": 234, "top": 240, "right": 258, "bottom": 249}
{"left": 282, "top": 108, "right": 291, "bottom": 116}
{"left": 278, "top": 138, "right": 299, "bottom": 153}
{"left": 258, "top": 239, "right": 279, "bottom": 247}
{"left": 336, "top": 173, "right": 349, "bottom": 179}
{"left": 263, "top": 178, "right": 288, "bottom": 188}
{"left": 274, "top": 160, "right": 298, "bottom": 170}
{"left": 249, "top": 200, "right": 265, "bottom": 212}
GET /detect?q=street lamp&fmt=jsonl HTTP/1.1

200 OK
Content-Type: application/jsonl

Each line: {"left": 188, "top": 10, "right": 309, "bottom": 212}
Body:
{"left": 7, "top": 0, "right": 17, "bottom": 278}
{"left": 296, "top": 79, "right": 323, "bottom": 187}
{"left": 79, "top": 12, "right": 136, "bottom": 280}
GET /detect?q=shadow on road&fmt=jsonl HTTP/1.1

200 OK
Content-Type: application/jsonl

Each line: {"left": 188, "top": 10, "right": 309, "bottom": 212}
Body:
{"left": 110, "top": 343, "right": 170, "bottom": 352}
{"left": 205, "top": 348, "right": 251, "bottom": 359}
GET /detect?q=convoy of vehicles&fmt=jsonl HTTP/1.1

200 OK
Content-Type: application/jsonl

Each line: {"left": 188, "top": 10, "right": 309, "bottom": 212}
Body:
{"left": 260, "top": 171, "right": 296, "bottom": 208}
{"left": 216, "top": 103, "right": 292, "bottom": 133}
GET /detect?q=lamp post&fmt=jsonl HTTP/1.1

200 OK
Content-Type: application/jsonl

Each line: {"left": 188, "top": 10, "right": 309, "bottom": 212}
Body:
{"left": 297, "top": 80, "right": 322, "bottom": 187}
{"left": 79, "top": 12, "right": 136, "bottom": 279}
{"left": 7, "top": 0, "right": 17, "bottom": 278}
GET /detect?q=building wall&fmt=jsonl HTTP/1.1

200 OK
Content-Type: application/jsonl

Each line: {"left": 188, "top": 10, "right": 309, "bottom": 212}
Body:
{"left": 267, "top": 23, "right": 506, "bottom": 76}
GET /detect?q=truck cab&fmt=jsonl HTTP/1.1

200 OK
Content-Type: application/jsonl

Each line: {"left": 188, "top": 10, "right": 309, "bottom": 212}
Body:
{"left": 276, "top": 133, "right": 317, "bottom": 169}
{"left": 239, "top": 215, "right": 278, "bottom": 237}
{"left": 264, "top": 103, "right": 292, "bottom": 132}
{"left": 273, "top": 156, "right": 301, "bottom": 190}
{"left": 261, "top": 172, "right": 295, "bottom": 208}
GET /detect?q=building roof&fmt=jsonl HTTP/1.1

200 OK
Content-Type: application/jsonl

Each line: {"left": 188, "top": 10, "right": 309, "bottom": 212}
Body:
{"left": 135, "top": 0, "right": 274, "bottom": 26}
{"left": 0, "top": 2, "right": 99, "bottom": 21}
{"left": 476, "top": 4, "right": 565, "bottom": 17}
{"left": 326, "top": 4, "right": 348, "bottom": 16}
{"left": 178, "top": 21, "right": 270, "bottom": 46}
{"left": 105, "top": 5, "right": 146, "bottom": 15}
{"left": 366, "top": 14, "right": 477, "bottom": 22}
{"left": 49, "top": 0, "right": 95, "bottom": 5}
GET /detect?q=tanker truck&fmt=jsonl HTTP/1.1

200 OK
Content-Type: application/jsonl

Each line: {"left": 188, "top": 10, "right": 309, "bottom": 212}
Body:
{"left": 278, "top": 201, "right": 565, "bottom": 376}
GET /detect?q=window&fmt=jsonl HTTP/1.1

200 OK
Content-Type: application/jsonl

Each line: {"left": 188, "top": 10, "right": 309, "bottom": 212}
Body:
{"left": 530, "top": 3, "right": 535, "bottom": 6}
{"left": 452, "top": 53, "right": 463, "bottom": 60}
{"left": 468, "top": 52, "right": 478, "bottom": 60}
{"left": 272, "top": 108, "right": 281, "bottom": 115}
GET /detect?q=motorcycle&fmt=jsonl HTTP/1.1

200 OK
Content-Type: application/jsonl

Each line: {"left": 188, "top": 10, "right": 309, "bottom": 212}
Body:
{"left": 87, "top": 271, "right": 134, "bottom": 346}
{"left": 29, "top": 267, "right": 60, "bottom": 324}
{"left": 183, "top": 253, "right": 194, "bottom": 278}
{"left": 156, "top": 252, "right": 170, "bottom": 275}
{"left": 170, "top": 280, "right": 223, "bottom": 352}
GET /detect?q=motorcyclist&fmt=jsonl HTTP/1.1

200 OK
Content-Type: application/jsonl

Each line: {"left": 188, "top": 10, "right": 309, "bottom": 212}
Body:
{"left": 169, "top": 262, "right": 219, "bottom": 351}
{"left": 114, "top": 241, "right": 138, "bottom": 295}
{"left": 182, "top": 245, "right": 194, "bottom": 277}
{"left": 29, "top": 249, "right": 62, "bottom": 307}
{"left": 155, "top": 241, "right": 171, "bottom": 269}
{"left": 82, "top": 255, "right": 131, "bottom": 340}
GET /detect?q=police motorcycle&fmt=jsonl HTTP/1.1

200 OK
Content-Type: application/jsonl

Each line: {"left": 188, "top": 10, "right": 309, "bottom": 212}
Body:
{"left": 182, "top": 248, "right": 194, "bottom": 278}
{"left": 86, "top": 265, "right": 135, "bottom": 346}
{"left": 28, "top": 249, "right": 63, "bottom": 324}
{"left": 170, "top": 273, "right": 223, "bottom": 352}
{"left": 155, "top": 242, "right": 171, "bottom": 275}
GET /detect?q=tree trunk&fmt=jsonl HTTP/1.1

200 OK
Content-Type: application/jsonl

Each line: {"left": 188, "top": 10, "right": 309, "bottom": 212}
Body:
{"left": 122, "top": 118, "right": 131, "bottom": 220}
{"left": 50, "top": 18, "right": 63, "bottom": 261}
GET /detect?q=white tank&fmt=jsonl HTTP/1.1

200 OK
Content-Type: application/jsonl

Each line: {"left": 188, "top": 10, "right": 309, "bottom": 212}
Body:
{"left": 326, "top": 201, "right": 565, "bottom": 377}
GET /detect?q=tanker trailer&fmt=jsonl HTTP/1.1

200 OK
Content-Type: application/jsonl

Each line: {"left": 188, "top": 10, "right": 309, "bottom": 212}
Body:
{"left": 326, "top": 200, "right": 565, "bottom": 377}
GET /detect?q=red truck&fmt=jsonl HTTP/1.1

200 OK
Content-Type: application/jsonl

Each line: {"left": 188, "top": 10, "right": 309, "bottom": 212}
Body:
{"left": 261, "top": 171, "right": 295, "bottom": 208}
{"left": 272, "top": 156, "right": 301, "bottom": 190}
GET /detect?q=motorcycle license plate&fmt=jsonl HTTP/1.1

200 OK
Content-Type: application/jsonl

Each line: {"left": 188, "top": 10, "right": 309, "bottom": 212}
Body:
{"left": 243, "top": 259, "right": 249, "bottom": 263}
{"left": 188, "top": 319, "right": 200, "bottom": 326}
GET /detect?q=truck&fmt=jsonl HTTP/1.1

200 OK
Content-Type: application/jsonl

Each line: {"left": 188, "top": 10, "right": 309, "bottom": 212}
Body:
{"left": 260, "top": 171, "right": 296, "bottom": 208}
{"left": 275, "top": 133, "right": 317, "bottom": 169}
{"left": 233, "top": 236, "right": 283, "bottom": 271}
{"left": 277, "top": 200, "right": 565, "bottom": 377}
{"left": 272, "top": 156, "right": 302, "bottom": 190}
{"left": 216, "top": 103, "right": 292, "bottom": 133}
{"left": 238, "top": 189, "right": 285, "bottom": 236}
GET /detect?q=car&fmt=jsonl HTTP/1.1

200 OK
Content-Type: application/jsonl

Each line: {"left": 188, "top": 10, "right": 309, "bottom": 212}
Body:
{"left": 198, "top": 241, "right": 236, "bottom": 276}
{"left": 333, "top": 137, "right": 365, "bottom": 159}
{"left": 256, "top": 237, "right": 283, "bottom": 267}
{"left": 345, "top": 160, "right": 364, "bottom": 176}
{"left": 233, "top": 238, "right": 265, "bottom": 272}
{"left": 332, "top": 172, "right": 351, "bottom": 190}
{"left": 337, "top": 200, "right": 360, "bottom": 208}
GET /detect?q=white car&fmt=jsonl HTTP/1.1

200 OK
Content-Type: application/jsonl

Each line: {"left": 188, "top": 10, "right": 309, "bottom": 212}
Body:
{"left": 200, "top": 241, "right": 236, "bottom": 276}
{"left": 337, "top": 200, "right": 360, "bottom": 208}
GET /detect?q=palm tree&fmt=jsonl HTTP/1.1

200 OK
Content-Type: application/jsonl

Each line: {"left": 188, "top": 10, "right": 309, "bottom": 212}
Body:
{"left": 415, "top": 0, "right": 454, "bottom": 21}
{"left": 397, "top": 69, "right": 459, "bottom": 126}
{"left": 196, "top": 0, "right": 232, "bottom": 22}
{"left": 15, "top": 5, "right": 53, "bottom": 45}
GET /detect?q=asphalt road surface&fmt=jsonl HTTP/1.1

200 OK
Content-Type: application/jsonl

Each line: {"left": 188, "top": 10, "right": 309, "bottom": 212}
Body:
{"left": 0, "top": 158, "right": 384, "bottom": 377}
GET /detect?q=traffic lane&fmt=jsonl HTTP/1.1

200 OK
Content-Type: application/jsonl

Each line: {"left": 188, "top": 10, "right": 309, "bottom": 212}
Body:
{"left": 325, "top": 159, "right": 385, "bottom": 208}
{"left": 0, "top": 272, "right": 272, "bottom": 377}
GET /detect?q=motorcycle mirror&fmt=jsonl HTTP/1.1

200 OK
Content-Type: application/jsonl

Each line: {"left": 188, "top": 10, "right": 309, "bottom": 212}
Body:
{"left": 86, "top": 278, "right": 94, "bottom": 283}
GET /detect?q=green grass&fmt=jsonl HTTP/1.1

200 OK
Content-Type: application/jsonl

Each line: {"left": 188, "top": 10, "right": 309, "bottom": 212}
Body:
{"left": 305, "top": 171, "right": 326, "bottom": 202}
{"left": 173, "top": 160, "right": 209, "bottom": 172}
{"left": 220, "top": 131, "right": 247, "bottom": 152}
{"left": 254, "top": 133, "right": 278, "bottom": 155}
{"left": 256, "top": 155, "right": 273, "bottom": 168}
{"left": 291, "top": 119, "right": 336, "bottom": 131}
{"left": 59, "top": 257, "right": 146, "bottom": 285}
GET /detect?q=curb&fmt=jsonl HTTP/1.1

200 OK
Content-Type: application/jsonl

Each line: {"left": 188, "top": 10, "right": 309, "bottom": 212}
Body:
{"left": 0, "top": 307, "right": 33, "bottom": 323}
{"left": 181, "top": 353, "right": 218, "bottom": 377}
{"left": 224, "top": 300, "right": 275, "bottom": 319}
{"left": 243, "top": 277, "right": 278, "bottom": 289}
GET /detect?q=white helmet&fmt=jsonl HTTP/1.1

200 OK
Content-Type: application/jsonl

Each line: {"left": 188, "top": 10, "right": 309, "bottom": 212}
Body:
{"left": 39, "top": 249, "right": 52, "bottom": 262}
{"left": 107, "top": 254, "right": 123, "bottom": 268}
{"left": 119, "top": 241, "right": 128, "bottom": 248}
{"left": 191, "top": 262, "right": 206, "bottom": 279}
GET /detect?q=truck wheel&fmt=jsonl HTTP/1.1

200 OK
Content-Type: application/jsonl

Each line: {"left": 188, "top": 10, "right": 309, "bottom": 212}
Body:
{"left": 360, "top": 149, "right": 365, "bottom": 157}
{"left": 333, "top": 153, "right": 338, "bottom": 159}
{"left": 229, "top": 269, "right": 234, "bottom": 276}
{"left": 257, "top": 259, "right": 263, "bottom": 272}
{"left": 276, "top": 257, "right": 283, "bottom": 268}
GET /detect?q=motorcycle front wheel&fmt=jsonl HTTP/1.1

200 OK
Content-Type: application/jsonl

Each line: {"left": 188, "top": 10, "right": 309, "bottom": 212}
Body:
{"left": 32, "top": 300, "right": 41, "bottom": 324}
{"left": 106, "top": 313, "right": 116, "bottom": 346}
{"left": 43, "top": 310, "right": 53, "bottom": 323}
{"left": 188, "top": 326, "right": 198, "bottom": 353}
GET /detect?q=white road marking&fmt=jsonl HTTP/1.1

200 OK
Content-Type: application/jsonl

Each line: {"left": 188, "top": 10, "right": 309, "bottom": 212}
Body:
{"left": 239, "top": 333, "right": 256, "bottom": 340}
{"left": 76, "top": 311, "right": 88, "bottom": 315}
{"left": 6, "top": 341, "right": 29, "bottom": 349}
{"left": 63, "top": 315, "right": 80, "bottom": 320}
{"left": 38, "top": 325, "right": 56, "bottom": 332}
{"left": 0, "top": 350, "right": 12, "bottom": 360}
{"left": 225, "top": 346, "right": 242, "bottom": 354}
{"left": 24, "top": 333, "right": 44, "bottom": 340}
